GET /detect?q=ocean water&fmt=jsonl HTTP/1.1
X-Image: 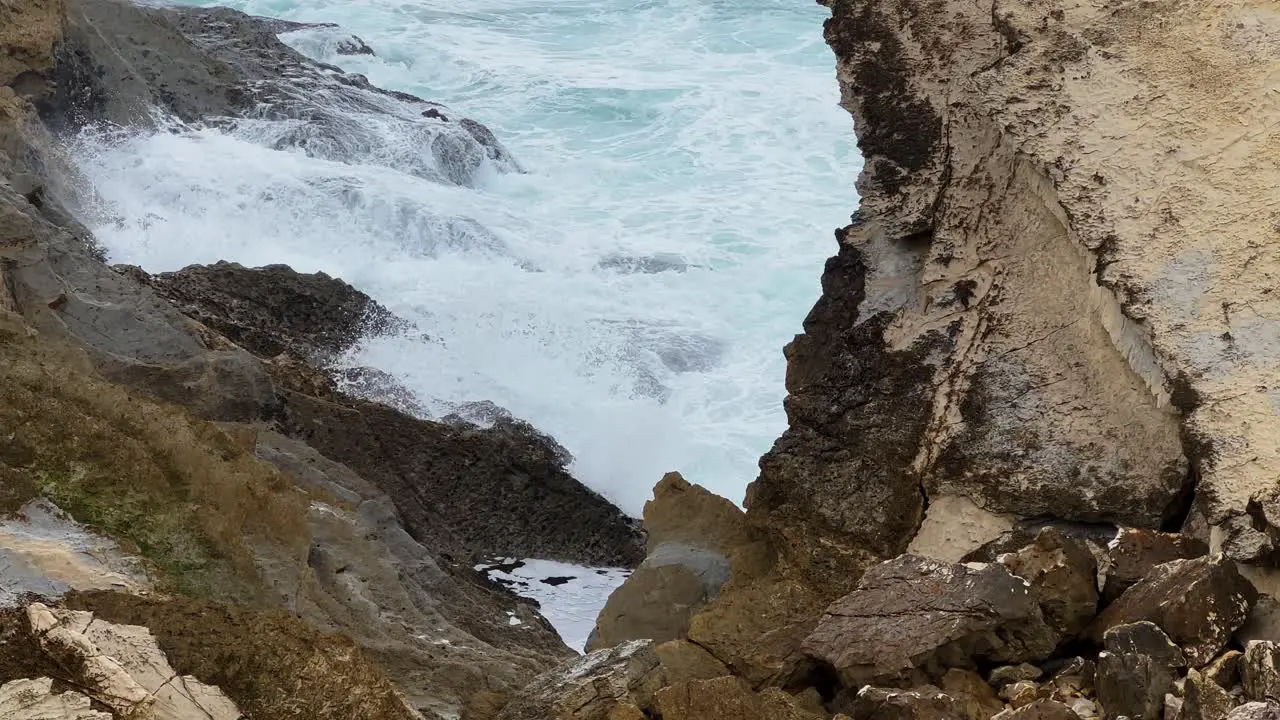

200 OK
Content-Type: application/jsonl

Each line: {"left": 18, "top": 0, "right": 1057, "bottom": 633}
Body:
{"left": 74, "top": 0, "right": 859, "bottom": 513}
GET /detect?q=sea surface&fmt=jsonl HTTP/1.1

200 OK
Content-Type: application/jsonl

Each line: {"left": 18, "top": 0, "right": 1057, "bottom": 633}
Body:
{"left": 74, "top": 0, "right": 860, "bottom": 512}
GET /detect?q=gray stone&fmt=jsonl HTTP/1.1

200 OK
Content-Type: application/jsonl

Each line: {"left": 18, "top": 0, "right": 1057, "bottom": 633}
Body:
{"left": 1227, "top": 702, "right": 1280, "bottom": 720}
{"left": 802, "top": 554, "right": 1058, "bottom": 687}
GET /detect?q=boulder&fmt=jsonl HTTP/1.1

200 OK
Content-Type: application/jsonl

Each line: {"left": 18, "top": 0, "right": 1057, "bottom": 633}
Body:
{"left": 1095, "top": 623, "right": 1185, "bottom": 720}
{"left": 651, "top": 676, "right": 823, "bottom": 720}
{"left": 802, "top": 554, "right": 1057, "bottom": 687}
{"left": 1237, "top": 597, "right": 1280, "bottom": 648}
{"left": 997, "top": 700, "right": 1083, "bottom": 720}
{"left": 1103, "top": 529, "right": 1207, "bottom": 602}
{"left": 1228, "top": 703, "right": 1280, "bottom": 720}
{"left": 999, "top": 527, "right": 1100, "bottom": 640}
{"left": 1181, "top": 668, "right": 1235, "bottom": 720}
{"left": 0, "top": 678, "right": 110, "bottom": 720}
{"left": 589, "top": 472, "right": 762, "bottom": 650}
{"left": 1002, "top": 681, "right": 1050, "bottom": 709}
{"left": 1043, "top": 657, "right": 1095, "bottom": 703}
{"left": 654, "top": 640, "right": 730, "bottom": 683}
{"left": 1089, "top": 556, "right": 1256, "bottom": 666}
{"left": 1244, "top": 641, "right": 1280, "bottom": 703}
{"left": 991, "top": 664, "right": 1044, "bottom": 689}
{"left": 847, "top": 686, "right": 964, "bottom": 720}
{"left": 495, "top": 641, "right": 664, "bottom": 720}
{"left": 1204, "top": 650, "right": 1243, "bottom": 691}
{"left": 143, "top": 261, "right": 410, "bottom": 365}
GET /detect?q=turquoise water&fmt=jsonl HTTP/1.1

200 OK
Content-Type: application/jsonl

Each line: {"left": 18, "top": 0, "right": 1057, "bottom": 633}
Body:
{"left": 78, "top": 0, "right": 859, "bottom": 512}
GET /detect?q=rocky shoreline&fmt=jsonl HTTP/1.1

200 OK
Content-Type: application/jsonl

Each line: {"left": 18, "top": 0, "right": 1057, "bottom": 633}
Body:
{"left": 4, "top": 0, "right": 1280, "bottom": 719}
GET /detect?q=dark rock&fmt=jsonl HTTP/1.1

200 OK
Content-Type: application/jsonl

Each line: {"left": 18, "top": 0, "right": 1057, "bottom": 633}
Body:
{"left": 1044, "top": 657, "right": 1095, "bottom": 700}
{"left": 333, "top": 365, "right": 426, "bottom": 417}
{"left": 802, "top": 554, "right": 1058, "bottom": 687}
{"left": 849, "top": 686, "right": 964, "bottom": 720}
{"left": 443, "top": 400, "right": 575, "bottom": 467}
{"left": 335, "top": 35, "right": 375, "bottom": 56}
{"left": 1088, "top": 556, "right": 1257, "bottom": 666}
{"left": 1182, "top": 668, "right": 1235, "bottom": 720}
{"left": 1104, "top": 622, "right": 1187, "bottom": 669}
{"left": 1244, "top": 641, "right": 1280, "bottom": 703}
{"left": 145, "top": 261, "right": 409, "bottom": 365}
{"left": 1103, "top": 528, "right": 1207, "bottom": 602}
{"left": 999, "top": 699, "right": 1083, "bottom": 720}
{"left": 279, "top": 387, "right": 645, "bottom": 567}
{"left": 999, "top": 527, "right": 1100, "bottom": 641}
{"left": 1097, "top": 651, "right": 1176, "bottom": 720}
{"left": 41, "top": 0, "right": 518, "bottom": 186}
{"left": 963, "top": 519, "right": 1117, "bottom": 564}
{"left": 1228, "top": 702, "right": 1280, "bottom": 720}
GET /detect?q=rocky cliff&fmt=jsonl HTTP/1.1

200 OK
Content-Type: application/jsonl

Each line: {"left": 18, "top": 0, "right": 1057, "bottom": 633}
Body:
{"left": 560, "top": 1, "right": 1280, "bottom": 719}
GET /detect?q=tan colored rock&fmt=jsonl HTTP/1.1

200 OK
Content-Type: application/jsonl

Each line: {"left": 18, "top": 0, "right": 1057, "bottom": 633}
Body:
{"left": 25, "top": 602, "right": 243, "bottom": 719}
{"left": 589, "top": 473, "right": 765, "bottom": 652}
{"left": 940, "top": 668, "right": 1006, "bottom": 720}
{"left": 0, "top": 0, "right": 64, "bottom": 88}
{"left": 652, "top": 676, "right": 822, "bottom": 720}
{"left": 495, "top": 640, "right": 665, "bottom": 720}
{"left": 908, "top": 495, "right": 1016, "bottom": 563}
{"left": 0, "top": 678, "right": 110, "bottom": 720}
{"left": 655, "top": 640, "right": 729, "bottom": 683}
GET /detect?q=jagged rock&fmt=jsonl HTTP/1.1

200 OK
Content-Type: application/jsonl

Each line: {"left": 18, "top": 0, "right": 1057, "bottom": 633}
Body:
{"left": 996, "top": 700, "right": 1083, "bottom": 720}
{"left": 280, "top": 387, "right": 644, "bottom": 567}
{"left": 1104, "top": 622, "right": 1188, "bottom": 668}
{"left": 335, "top": 35, "right": 375, "bottom": 56}
{"left": 1167, "top": 695, "right": 1185, "bottom": 720}
{"left": 654, "top": 640, "right": 730, "bottom": 683}
{"left": 1002, "top": 681, "right": 1050, "bottom": 708}
{"left": 0, "top": 678, "right": 111, "bottom": 720}
{"left": 940, "top": 668, "right": 1006, "bottom": 720}
{"left": 495, "top": 641, "right": 665, "bottom": 720}
{"left": 1228, "top": 702, "right": 1280, "bottom": 720}
{"left": 651, "top": 676, "right": 823, "bottom": 720}
{"left": 24, "top": 602, "right": 244, "bottom": 719}
{"left": 1103, "top": 530, "right": 1207, "bottom": 602}
{"left": 1182, "top": 668, "right": 1235, "bottom": 720}
{"left": 1205, "top": 651, "right": 1243, "bottom": 691}
{"left": 443, "top": 400, "right": 574, "bottom": 468}
{"left": 1244, "top": 641, "right": 1280, "bottom": 703}
{"left": 1095, "top": 623, "right": 1185, "bottom": 720}
{"left": 1089, "top": 556, "right": 1256, "bottom": 666}
{"left": 1000, "top": 527, "right": 1100, "bottom": 640}
{"left": 142, "top": 261, "right": 409, "bottom": 365}
{"left": 992, "top": 664, "right": 1045, "bottom": 688}
{"left": 589, "top": 472, "right": 762, "bottom": 651}
{"left": 908, "top": 494, "right": 1017, "bottom": 563}
{"left": 1044, "top": 657, "right": 1095, "bottom": 702}
{"left": 848, "top": 686, "right": 963, "bottom": 720}
{"left": 803, "top": 554, "right": 1057, "bottom": 687}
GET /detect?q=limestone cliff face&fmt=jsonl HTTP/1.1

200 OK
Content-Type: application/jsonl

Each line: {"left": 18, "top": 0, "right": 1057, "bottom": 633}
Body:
{"left": 748, "top": 0, "right": 1280, "bottom": 586}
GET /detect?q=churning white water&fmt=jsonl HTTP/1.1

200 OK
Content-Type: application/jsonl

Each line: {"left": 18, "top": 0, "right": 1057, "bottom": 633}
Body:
{"left": 74, "top": 0, "right": 859, "bottom": 513}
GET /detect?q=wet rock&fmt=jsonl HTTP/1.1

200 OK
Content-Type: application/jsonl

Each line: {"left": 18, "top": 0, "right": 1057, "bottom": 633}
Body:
{"left": 1228, "top": 702, "right": 1280, "bottom": 720}
{"left": 848, "top": 686, "right": 964, "bottom": 720}
{"left": 997, "top": 699, "right": 1083, "bottom": 720}
{"left": 0, "top": 678, "right": 110, "bottom": 720}
{"left": 1089, "top": 556, "right": 1256, "bottom": 666}
{"left": 940, "top": 668, "right": 1006, "bottom": 720}
{"left": 335, "top": 35, "right": 375, "bottom": 56}
{"left": 590, "top": 472, "right": 762, "bottom": 650}
{"left": 495, "top": 640, "right": 665, "bottom": 720}
{"left": 144, "top": 261, "right": 409, "bottom": 365}
{"left": 1000, "top": 527, "right": 1100, "bottom": 640}
{"left": 443, "top": 400, "right": 575, "bottom": 467}
{"left": 802, "top": 554, "right": 1057, "bottom": 687}
{"left": 1244, "top": 641, "right": 1280, "bottom": 703}
{"left": 652, "top": 676, "right": 823, "bottom": 720}
{"left": 334, "top": 365, "right": 427, "bottom": 417}
{"left": 1103, "top": 529, "right": 1207, "bottom": 602}
{"left": 596, "top": 254, "right": 690, "bottom": 274}
{"left": 1182, "top": 668, "right": 1235, "bottom": 720}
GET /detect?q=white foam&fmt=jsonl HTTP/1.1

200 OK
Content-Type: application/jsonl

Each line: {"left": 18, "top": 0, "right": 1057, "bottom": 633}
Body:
{"left": 478, "top": 559, "right": 631, "bottom": 652}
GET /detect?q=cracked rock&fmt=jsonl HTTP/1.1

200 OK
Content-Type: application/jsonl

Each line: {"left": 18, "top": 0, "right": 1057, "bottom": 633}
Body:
{"left": 1182, "top": 668, "right": 1235, "bottom": 720}
{"left": 1103, "top": 529, "right": 1206, "bottom": 603}
{"left": 0, "top": 678, "right": 111, "bottom": 720}
{"left": 495, "top": 640, "right": 666, "bottom": 720}
{"left": 1244, "top": 641, "right": 1280, "bottom": 703}
{"left": 1000, "top": 527, "right": 1100, "bottom": 640}
{"left": 848, "top": 686, "right": 964, "bottom": 720}
{"left": 1227, "top": 702, "right": 1280, "bottom": 720}
{"left": 802, "top": 554, "right": 1058, "bottom": 687}
{"left": 1089, "top": 556, "right": 1256, "bottom": 667}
